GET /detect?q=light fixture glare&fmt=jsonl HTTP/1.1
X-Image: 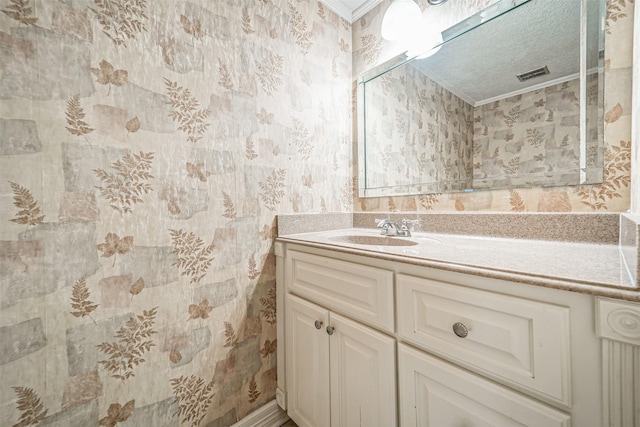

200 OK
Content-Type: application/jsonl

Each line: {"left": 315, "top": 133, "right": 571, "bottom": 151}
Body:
{"left": 407, "top": 23, "right": 443, "bottom": 59}
{"left": 381, "top": 0, "right": 422, "bottom": 41}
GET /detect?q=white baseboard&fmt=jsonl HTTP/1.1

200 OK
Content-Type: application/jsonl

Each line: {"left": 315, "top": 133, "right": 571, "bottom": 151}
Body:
{"left": 231, "top": 400, "right": 290, "bottom": 427}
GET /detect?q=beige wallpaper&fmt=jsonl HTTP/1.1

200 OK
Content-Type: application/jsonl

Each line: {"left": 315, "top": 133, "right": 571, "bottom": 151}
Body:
{"left": 0, "top": 0, "right": 352, "bottom": 426}
{"left": 472, "top": 77, "right": 598, "bottom": 189}
{"left": 363, "top": 61, "right": 474, "bottom": 192}
{"left": 363, "top": 68, "right": 596, "bottom": 194}
{"left": 353, "top": 0, "right": 634, "bottom": 212}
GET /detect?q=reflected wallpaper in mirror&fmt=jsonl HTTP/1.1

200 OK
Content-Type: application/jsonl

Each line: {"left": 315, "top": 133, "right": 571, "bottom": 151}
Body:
{"left": 363, "top": 63, "right": 475, "bottom": 193}
{"left": 358, "top": 0, "right": 605, "bottom": 198}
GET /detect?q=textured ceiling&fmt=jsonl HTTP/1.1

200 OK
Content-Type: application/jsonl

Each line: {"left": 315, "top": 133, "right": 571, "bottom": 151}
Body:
{"left": 413, "top": 0, "right": 583, "bottom": 105}
{"left": 327, "top": 0, "right": 589, "bottom": 105}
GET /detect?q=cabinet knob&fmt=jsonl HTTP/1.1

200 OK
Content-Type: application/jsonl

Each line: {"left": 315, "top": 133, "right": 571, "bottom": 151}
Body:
{"left": 314, "top": 320, "right": 323, "bottom": 330}
{"left": 453, "top": 322, "right": 469, "bottom": 338}
{"left": 326, "top": 326, "right": 335, "bottom": 335}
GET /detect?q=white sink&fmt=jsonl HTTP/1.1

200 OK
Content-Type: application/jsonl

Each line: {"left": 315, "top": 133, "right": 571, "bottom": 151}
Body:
{"left": 329, "top": 235, "right": 418, "bottom": 246}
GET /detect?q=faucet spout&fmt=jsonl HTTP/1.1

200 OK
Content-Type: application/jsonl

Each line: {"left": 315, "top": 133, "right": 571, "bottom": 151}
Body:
{"left": 375, "top": 218, "right": 405, "bottom": 236}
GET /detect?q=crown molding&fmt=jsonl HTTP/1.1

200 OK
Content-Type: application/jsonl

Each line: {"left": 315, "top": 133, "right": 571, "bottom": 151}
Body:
{"left": 353, "top": 0, "right": 384, "bottom": 21}
{"left": 321, "top": 0, "right": 384, "bottom": 22}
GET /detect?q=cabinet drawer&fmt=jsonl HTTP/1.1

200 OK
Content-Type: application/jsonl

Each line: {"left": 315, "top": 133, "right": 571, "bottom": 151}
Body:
{"left": 398, "top": 344, "right": 571, "bottom": 427}
{"left": 287, "top": 250, "right": 394, "bottom": 333}
{"left": 397, "top": 274, "right": 571, "bottom": 406}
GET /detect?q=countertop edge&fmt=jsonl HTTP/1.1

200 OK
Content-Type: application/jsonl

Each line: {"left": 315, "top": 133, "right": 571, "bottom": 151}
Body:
{"left": 276, "top": 236, "right": 640, "bottom": 303}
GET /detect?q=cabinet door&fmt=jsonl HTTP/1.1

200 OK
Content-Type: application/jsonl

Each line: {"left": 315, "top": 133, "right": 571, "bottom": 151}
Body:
{"left": 398, "top": 344, "right": 570, "bottom": 427}
{"left": 329, "top": 313, "right": 397, "bottom": 427}
{"left": 286, "top": 294, "right": 330, "bottom": 427}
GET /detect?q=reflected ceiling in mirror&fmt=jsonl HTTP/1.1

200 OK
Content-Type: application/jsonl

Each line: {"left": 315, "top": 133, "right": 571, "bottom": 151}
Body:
{"left": 357, "top": 0, "right": 605, "bottom": 198}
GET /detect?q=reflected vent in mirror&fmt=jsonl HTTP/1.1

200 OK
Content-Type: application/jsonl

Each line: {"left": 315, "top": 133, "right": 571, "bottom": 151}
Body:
{"left": 516, "top": 65, "right": 550, "bottom": 82}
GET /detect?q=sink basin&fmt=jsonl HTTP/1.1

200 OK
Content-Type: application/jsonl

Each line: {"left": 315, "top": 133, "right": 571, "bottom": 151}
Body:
{"left": 329, "top": 235, "right": 418, "bottom": 246}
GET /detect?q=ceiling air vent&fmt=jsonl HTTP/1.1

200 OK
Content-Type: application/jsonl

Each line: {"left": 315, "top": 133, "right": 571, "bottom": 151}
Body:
{"left": 516, "top": 65, "right": 550, "bottom": 82}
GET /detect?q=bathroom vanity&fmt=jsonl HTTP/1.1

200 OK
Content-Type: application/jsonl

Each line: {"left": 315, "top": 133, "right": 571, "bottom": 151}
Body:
{"left": 275, "top": 213, "right": 640, "bottom": 427}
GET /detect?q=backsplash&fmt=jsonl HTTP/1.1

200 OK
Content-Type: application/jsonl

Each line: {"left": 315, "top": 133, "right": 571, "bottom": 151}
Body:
{"left": 278, "top": 211, "right": 621, "bottom": 244}
{"left": 353, "top": 0, "right": 634, "bottom": 212}
{"left": 0, "top": 1, "right": 351, "bottom": 426}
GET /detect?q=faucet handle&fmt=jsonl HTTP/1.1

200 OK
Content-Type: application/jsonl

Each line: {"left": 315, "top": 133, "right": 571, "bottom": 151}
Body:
{"left": 402, "top": 219, "right": 420, "bottom": 231}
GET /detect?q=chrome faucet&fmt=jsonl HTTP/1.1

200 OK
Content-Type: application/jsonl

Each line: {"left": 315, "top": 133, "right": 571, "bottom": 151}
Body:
{"left": 375, "top": 218, "right": 419, "bottom": 237}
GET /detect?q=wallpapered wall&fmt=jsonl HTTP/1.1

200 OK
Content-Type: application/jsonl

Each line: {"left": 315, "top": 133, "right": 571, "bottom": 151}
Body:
{"left": 353, "top": 0, "right": 634, "bottom": 212}
{"left": 0, "top": 0, "right": 352, "bottom": 426}
{"left": 363, "top": 61, "right": 474, "bottom": 192}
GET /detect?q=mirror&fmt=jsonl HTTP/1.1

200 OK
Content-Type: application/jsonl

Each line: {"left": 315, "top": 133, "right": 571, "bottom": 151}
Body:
{"left": 357, "top": 0, "right": 605, "bottom": 198}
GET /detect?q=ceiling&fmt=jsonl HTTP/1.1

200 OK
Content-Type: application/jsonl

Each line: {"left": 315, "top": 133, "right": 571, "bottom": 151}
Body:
{"left": 322, "top": 0, "right": 383, "bottom": 22}
{"left": 412, "top": 0, "right": 582, "bottom": 105}
{"left": 330, "top": 0, "right": 587, "bottom": 105}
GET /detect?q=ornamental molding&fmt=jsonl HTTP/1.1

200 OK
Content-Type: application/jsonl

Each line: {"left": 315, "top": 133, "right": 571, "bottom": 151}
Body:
{"left": 597, "top": 297, "right": 640, "bottom": 345}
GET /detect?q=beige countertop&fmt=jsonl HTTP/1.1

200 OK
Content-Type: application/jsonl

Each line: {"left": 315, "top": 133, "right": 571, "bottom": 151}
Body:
{"left": 277, "top": 227, "right": 640, "bottom": 302}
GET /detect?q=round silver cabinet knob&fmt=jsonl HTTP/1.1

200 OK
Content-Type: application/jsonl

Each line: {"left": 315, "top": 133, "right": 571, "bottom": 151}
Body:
{"left": 315, "top": 320, "right": 323, "bottom": 330}
{"left": 452, "top": 322, "right": 469, "bottom": 338}
{"left": 326, "top": 326, "right": 335, "bottom": 335}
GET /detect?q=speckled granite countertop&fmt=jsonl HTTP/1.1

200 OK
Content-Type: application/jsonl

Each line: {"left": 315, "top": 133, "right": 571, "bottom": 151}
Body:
{"left": 277, "top": 225, "right": 640, "bottom": 303}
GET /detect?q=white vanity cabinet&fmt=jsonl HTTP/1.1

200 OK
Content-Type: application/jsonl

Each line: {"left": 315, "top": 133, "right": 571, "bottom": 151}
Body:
{"left": 276, "top": 242, "right": 640, "bottom": 427}
{"left": 281, "top": 249, "right": 397, "bottom": 427}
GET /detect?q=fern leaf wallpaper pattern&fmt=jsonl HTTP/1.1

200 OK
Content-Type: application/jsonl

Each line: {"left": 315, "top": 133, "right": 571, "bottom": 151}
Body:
{"left": 70, "top": 277, "right": 99, "bottom": 323}
{"left": 7, "top": 181, "right": 44, "bottom": 226}
{"left": 169, "top": 228, "right": 214, "bottom": 284}
{"left": 0, "top": 0, "right": 352, "bottom": 421}
{"left": 11, "top": 386, "right": 47, "bottom": 427}
{"left": 96, "top": 307, "right": 158, "bottom": 382}
{"left": 93, "top": 151, "right": 155, "bottom": 214}
{"left": 65, "top": 95, "right": 95, "bottom": 139}
{"left": 164, "top": 78, "right": 211, "bottom": 144}
{"left": 0, "top": 0, "right": 634, "bottom": 426}
{"left": 170, "top": 374, "right": 215, "bottom": 427}
{"left": 89, "top": 0, "right": 148, "bottom": 47}
{"left": 1, "top": 0, "right": 36, "bottom": 26}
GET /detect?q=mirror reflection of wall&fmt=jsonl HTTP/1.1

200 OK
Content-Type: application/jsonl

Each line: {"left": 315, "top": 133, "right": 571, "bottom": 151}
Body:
{"left": 472, "top": 77, "right": 586, "bottom": 189}
{"left": 360, "top": 0, "right": 605, "bottom": 197}
{"left": 364, "top": 62, "right": 474, "bottom": 193}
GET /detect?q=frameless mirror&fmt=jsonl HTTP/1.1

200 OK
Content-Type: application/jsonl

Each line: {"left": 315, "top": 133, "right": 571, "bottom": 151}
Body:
{"left": 358, "top": 0, "right": 605, "bottom": 198}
